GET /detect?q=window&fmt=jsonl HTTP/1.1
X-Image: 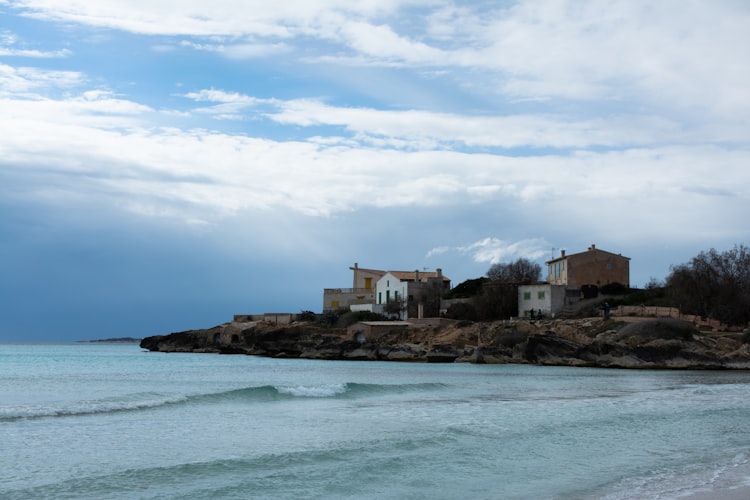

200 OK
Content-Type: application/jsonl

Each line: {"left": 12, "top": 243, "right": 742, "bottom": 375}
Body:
{"left": 538, "top": 291, "right": 545, "bottom": 299}
{"left": 523, "top": 292, "right": 531, "bottom": 300}
{"left": 378, "top": 292, "right": 382, "bottom": 304}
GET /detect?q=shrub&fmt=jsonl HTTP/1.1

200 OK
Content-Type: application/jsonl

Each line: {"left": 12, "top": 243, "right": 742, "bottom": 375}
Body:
{"left": 298, "top": 310, "right": 317, "bottom": 322}
{"left": 445, "top": 302, "right": 478, "bottom": 321}
{"left": 600, "top": 282, "right": 628, "bottom": 295}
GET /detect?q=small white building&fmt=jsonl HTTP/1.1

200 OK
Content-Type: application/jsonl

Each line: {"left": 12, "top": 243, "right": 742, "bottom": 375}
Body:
{"left": 375, "top": 272, "right": 409, "bottom": 318}
{"left": 375, "top": 269, "right": 450, "bottom": 320}
{"left": 518, "top": 284, "right": 567, "bottom": 318}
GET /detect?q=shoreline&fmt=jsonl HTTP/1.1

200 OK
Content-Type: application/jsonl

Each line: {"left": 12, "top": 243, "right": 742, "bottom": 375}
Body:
{"left": 140, "top": 317, "right": 750, "bottom": 370}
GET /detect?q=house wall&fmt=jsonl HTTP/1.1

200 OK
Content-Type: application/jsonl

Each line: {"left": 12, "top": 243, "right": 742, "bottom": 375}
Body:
{"left": 323, "top": 288, "right": 375, "bottom": 311}
{"left": 518, "top": 284, "right": 567, "bottom": 317}
{"left": 376, "top": 272, "right": 409, "bottom": 318}
{"left": 350, "top": 303, "right": 385, "bottom": 315}
{"left": 351, "top": 263, "right": 385, "bottom": 290}
{"left": 547, "top": 245, "right": 630, "bottom": 289}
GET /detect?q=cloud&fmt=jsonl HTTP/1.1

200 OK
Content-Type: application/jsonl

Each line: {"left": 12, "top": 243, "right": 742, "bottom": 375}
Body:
{"left": 179, "top": 39, "right": 291, "bottom": 59}
{"left": 2, "top": 75, "right": 748, "bottom": 236}
{"left": 10, "top": 1, "right": 747, "bottom": 116}
{"left": 428, "top": 238, "right": 552, "bottom": 266}
{"left": 0, "top": 63, "right": 83, "bottom": 95}
{"left": 0, "top": 30, "right": 71, "bottom": 57}
{"left": 181, "top": 90, "right": 742, "bottom": 150}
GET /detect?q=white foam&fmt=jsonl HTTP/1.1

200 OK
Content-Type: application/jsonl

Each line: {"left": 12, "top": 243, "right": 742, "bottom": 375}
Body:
{"left": 275, "top": 384, "right": 347, "bottom": 398}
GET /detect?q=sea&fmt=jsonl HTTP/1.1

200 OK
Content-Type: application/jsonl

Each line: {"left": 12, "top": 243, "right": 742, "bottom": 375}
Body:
{"left": 2, "top": 343, "right": 750, "bottom": 500}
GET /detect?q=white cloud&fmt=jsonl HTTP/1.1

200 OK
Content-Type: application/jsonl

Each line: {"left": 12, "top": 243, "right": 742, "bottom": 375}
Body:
{"left": 3, "top": 88, "right": 747, "bottom": 236}
{"left": 8, "top": 1, "right": 750, "bottom": 122}
{"left": 0, "top": 63, "right": 83, "bottom": 95}
{"left": 428, "top": 238, "right": 552, "bottom": 266}
{"left": 179, "top": 39, "right": 291, "bottom": 59}
{"left": 183, "top": 91, "right": 741, "bottom": 149}
{"left": 0, "top": 29, "right": 71, "bottom": 57}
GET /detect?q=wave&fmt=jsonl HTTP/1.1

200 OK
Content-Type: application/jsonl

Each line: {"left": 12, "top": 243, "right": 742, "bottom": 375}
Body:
{"left": 0, "top": 393, "right": 189, "bottom": 422}
{"left": 3, "top": 434, "right": 457, "bottom": 500}
{"left": 0, "top": 382, "right": 449, "bottom": 421}
{"left": 197, "top": 381, "right": 448, "bottom": 402}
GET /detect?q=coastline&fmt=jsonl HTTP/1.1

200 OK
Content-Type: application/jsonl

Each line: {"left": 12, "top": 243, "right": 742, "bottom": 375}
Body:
{"left": 139, "top": 316, "right": 750, "bottom": 369}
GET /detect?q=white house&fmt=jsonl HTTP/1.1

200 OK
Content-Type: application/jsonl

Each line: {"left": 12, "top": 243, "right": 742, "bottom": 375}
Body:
{"left": 518, "top": 284, "right": 566, "bottom": 318}
{"left": 375, "top": 272, "right": 409, "bottom": 318}
{"left": 375, "top": 269, "right": 450, "bottom": 320}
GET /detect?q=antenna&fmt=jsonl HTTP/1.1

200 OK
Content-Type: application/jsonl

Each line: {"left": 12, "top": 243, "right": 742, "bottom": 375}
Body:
{"left": 551, "top": 247, "right": 557, "bottom": 259}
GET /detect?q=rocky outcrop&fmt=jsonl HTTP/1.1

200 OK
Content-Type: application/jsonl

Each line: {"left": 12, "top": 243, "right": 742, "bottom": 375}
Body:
{"left": 140, "top": 317, "right": 750, "bottom": 369}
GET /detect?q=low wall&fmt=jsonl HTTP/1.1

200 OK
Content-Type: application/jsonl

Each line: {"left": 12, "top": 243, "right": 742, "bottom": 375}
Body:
{"left": 408, "top": 317, "right": 458, "bottom": 328}
{"left": 233, "top": 313, "right": 297, "bottom": 325}
{"left": 613, "top": 305, "right": 727, "bottom": 330}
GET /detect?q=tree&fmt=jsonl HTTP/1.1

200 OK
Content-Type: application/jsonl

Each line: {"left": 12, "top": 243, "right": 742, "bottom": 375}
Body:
{"left": 665, "top": 244, "right": 750, "bottom": 326}
{"left": 474, "top": 258, "right": 542, "bottom": 320}
{"left": 411, "top": 278, "right": 444, "bottom": 318}
{"left": 383, "top": 297, "right": 406, "bottom": 320}
{"left": 487, "top": 258, "right": 542, "bottom": 284}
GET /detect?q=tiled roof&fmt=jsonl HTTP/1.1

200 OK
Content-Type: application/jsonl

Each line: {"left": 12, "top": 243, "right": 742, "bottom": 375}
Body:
{"left": 388, "top": 270, "right": 450, "bottom": 282}
{"left": 349, "top": 266, "right": 387, "bottom": 275}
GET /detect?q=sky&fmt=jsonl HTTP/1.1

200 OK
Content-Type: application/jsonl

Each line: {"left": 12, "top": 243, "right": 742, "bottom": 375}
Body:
{"left": 1, "top": 1, "right": 749, "bottom": 341}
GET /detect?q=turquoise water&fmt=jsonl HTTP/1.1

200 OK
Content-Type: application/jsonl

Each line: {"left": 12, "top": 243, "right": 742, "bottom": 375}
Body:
{"left": 2, "top": 343, "right": 750, "bottom": 499}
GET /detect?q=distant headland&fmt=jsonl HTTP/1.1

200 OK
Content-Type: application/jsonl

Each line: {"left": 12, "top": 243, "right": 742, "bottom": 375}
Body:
{"left": 79, "top": 337, "right": 142, "bottom": 343}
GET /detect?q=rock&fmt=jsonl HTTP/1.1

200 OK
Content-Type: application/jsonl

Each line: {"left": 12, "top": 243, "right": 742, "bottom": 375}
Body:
{"left": 139, "top": 317, "right": 750, "bottom": 369}
{"left": 379, "top": 343, "right": 426, "bottom": 361}
{"left": 426, "top": 344, "right": 459, "bottom": 363}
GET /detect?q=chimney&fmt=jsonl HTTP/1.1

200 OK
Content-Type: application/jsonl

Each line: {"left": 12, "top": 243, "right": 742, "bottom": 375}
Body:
{"left": 437, "top": 268, "right": 443, "bottom": 278}
{"left": 561, "top": 250, "right": 565, "bottom": 258}
{"left": 415, "top": 269, "right": 420, "bottom": 282}
{"left": 354, "top": 262, "right": 358, "bottom": 269}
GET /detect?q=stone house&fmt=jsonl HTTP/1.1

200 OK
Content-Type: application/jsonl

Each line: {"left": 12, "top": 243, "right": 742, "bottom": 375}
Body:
{"left": 518, "top": 244, "right": 630, "bottom": 318}
{"left": 323, "top": 263, "right": 385, "bottom": 311}
{"left": 323, "top": 264, "right": 450, "bottom": 317}
{"left": 546, "top": 244, "right": 630, "bottom": 290}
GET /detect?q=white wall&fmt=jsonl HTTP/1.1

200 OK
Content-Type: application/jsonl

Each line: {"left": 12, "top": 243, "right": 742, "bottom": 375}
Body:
{"left": 518, "top": 284, "right": 566, "bottom": 317}
{"left": 375, "top": 272, "right": 409, "bottom": 318}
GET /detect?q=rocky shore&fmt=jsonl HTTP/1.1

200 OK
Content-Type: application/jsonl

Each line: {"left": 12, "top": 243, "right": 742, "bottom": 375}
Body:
{"left": 140, "top": 317, "right": 750, "bottom": 369}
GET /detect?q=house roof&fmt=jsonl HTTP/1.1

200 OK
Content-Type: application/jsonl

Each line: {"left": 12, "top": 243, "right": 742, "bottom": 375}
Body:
{"left": 349, "top": 266, "right": 387, "bottom": 275}
{"left": 387, "top": 270, "right": 450, "bottom": 282}
{"left": 546, "top": 245, "right": 630, "bottom": 264}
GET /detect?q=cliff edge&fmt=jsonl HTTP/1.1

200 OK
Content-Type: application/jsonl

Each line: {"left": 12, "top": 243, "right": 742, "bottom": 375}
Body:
{"left": 140, "top": 317, "right": 750, "bottom": 369}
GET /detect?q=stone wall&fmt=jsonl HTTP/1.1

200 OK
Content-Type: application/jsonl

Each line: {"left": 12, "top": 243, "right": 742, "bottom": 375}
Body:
{"left": 613, "top": 305, "right": 728, "bottom": 330}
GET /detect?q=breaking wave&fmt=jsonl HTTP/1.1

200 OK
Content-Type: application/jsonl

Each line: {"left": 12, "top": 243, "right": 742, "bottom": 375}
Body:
{"left": 0, "top": 382, "right": 448, "bottom": 421}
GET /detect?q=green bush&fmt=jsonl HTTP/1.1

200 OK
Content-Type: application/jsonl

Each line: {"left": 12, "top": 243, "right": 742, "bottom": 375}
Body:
{"left": 298, "top": 310, "right": 317, "bottom": 322}
{"left": 445, "top": 302, "right": 477, "bottom": 321}
{"left": 600, "top": 282, "right": 628, "bottom": 295}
